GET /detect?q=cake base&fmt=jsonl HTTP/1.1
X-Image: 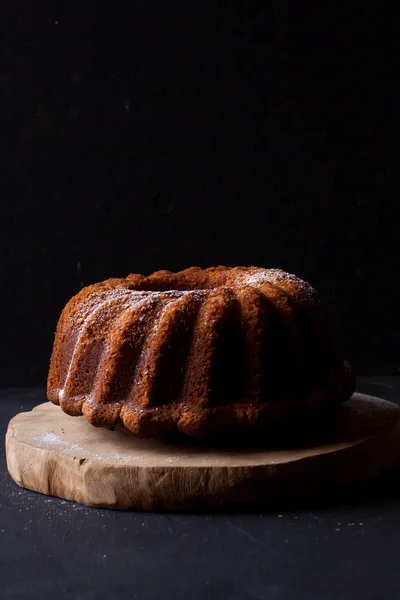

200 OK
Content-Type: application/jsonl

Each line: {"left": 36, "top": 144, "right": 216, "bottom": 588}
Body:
{"left": 6, "top": 394, "right": 400, "bottom": 511}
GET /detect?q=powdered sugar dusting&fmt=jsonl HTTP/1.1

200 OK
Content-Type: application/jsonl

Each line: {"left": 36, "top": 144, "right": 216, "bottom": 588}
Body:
{"left": 70, "top": 288, "right": 129, "bottom": 328}
{"left": 70, "top": 287, "right": 207, "bottom": 333}
{"left": 35, "top": 431, "right": 126, "bottom": 462}
{"left": 39, "top": 432, "right": 86, "bottom": 455}
{"left": 244, "top": 269, "right": 320, "bottom": 305}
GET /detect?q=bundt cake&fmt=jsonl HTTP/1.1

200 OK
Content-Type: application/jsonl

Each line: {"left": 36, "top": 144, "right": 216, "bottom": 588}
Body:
{"left": 47, "top": 267, "right": 355, "bottom": 438}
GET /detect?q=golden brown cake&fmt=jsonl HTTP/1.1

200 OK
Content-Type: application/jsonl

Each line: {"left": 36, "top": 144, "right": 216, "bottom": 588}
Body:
{"left": 47, "top": 267, "right": 355, "bottom": 437}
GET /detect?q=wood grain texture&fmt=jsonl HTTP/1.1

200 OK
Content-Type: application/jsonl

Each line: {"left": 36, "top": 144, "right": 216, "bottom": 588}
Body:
{"left": 6, "top": 393, "right": 400, "bottom": 511}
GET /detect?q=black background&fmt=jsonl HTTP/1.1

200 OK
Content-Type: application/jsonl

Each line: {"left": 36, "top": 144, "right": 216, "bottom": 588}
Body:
{"left": 1, "top": 2, "right": 399, "bottom": 385}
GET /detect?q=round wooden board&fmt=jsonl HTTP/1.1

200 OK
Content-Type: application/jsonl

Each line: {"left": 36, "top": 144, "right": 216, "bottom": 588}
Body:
{"left": 6, "top": 393, "right": 400, "bottom": 511}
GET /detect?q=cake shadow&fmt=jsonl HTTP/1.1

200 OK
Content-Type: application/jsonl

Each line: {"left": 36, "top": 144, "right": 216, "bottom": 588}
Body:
{"left": 148, "top": 397, "right": 386, "bottom": 452}
{"left": 158, "top": 412, "right": 336, "bottom": 451}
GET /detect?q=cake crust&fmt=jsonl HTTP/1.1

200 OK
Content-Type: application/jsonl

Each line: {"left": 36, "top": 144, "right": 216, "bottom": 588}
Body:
{"left": 47, "top": 267, "right": 355, "bottom": 438}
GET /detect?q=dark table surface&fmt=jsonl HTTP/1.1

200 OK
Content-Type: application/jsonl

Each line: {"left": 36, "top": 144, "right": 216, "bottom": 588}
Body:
{"left": 1, "top": 377, "right": 400, "bottom": 600}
